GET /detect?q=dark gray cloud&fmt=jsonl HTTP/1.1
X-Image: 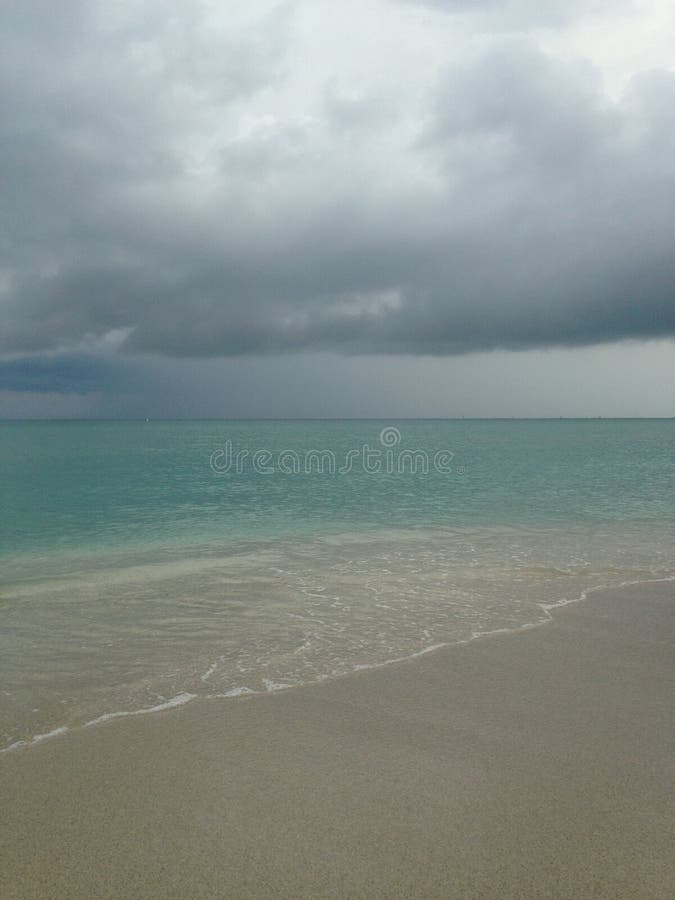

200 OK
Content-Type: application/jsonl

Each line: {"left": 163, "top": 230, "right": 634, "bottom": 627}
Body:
{"left": 0, "top": 354, "right": 135, "bottom": 394}
{"left": 1, "top": 0, "right": 674, "bottom": 383}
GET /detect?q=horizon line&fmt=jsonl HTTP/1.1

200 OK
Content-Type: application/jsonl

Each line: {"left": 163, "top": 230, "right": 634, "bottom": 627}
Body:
{"left": 1, "top": 416, "right": 674, "bottom": 423}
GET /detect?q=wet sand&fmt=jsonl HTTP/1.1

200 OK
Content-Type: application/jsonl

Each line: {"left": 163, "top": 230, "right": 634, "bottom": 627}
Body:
{"left": 1, "top": 581, "right": 673, "bottom": 899}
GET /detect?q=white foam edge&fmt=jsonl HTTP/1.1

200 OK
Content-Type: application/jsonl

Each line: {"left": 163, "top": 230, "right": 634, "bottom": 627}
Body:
{"left": 200, "top": 660, "right": 219, "bottom": 682}
{"left": 84, "top": 691, "right": 197, "bottom": 727}
{"left": 262, "top": 679, "right": 293, "bottom": 692}
{"left": 351, "top": 574, "right": 675, "bottom": 674}
{"left": 1, "top": 726, "right": 70, "bottom": 755}
{"left": 3, "top": 574, "right": 673, "bottom": 756}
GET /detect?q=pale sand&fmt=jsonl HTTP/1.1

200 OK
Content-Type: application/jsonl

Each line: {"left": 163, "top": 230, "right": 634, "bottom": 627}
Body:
{"left": 1, "top": 582, "right": 673, "bottom": 899}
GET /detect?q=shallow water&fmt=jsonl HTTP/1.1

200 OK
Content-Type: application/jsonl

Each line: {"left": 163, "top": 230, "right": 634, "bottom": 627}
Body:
{"left": 1, "top": 420, "right": 674, "bottom": 749}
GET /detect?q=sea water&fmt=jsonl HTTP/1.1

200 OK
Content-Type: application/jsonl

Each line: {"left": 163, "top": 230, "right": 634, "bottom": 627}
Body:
{"left": 1, "top": 419, "right": 673, "bottom": 750}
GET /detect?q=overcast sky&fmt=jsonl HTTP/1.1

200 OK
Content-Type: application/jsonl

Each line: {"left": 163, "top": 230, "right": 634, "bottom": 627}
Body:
{"left": 1, "top": 0, "right": 673, "bottom": 417}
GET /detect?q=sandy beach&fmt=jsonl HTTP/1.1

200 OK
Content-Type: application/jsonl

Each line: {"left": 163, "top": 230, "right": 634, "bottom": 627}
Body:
{"left": 1, "top": 580, "right": 673, "bottom": 899}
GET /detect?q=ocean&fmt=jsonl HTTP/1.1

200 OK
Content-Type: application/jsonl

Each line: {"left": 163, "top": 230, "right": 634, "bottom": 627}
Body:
{"left": 1, "top": 419, "right": 673, "bottom": 751}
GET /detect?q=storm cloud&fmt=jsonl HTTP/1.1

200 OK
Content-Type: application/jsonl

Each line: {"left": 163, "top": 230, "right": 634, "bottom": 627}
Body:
{"left": 0, "top": 353, "right": 135, "bottom": 394}
{"left": 1, "top": 0, "right": 674, "bottom": 380}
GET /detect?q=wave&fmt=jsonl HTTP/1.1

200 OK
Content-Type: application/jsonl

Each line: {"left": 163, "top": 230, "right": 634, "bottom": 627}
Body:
{"left": 3, "top": 573, "right": 672, "bottom": 757}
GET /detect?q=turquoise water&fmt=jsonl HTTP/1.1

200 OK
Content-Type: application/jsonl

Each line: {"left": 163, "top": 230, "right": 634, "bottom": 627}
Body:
{"left": 1, "top": 420, "right": 674, "bottom": 750}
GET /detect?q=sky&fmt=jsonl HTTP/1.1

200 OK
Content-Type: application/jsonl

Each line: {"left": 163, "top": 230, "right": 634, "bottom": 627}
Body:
{"left": 1, "top": 0, "right": 674, "bottom": 417}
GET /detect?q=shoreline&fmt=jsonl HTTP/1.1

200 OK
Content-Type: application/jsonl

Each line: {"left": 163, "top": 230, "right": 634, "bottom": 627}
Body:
{"left": 3, "top": 574, "right": 673, "bottom": 758}
{"left": 1, "top": 580, "right": 673, "bottom": 898}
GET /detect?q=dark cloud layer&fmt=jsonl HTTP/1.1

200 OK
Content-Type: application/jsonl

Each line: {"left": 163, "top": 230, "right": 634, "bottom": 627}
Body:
{"left": 1, "top": 1, "right": 674, "bottom": 376}
{"left": 0, "top": 354, "right": 135, "bottom": 394}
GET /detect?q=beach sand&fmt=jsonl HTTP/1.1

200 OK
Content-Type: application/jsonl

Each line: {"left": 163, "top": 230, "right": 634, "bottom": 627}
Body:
{"left": 1, "top": 581, "right": 673, "bottom": 899}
